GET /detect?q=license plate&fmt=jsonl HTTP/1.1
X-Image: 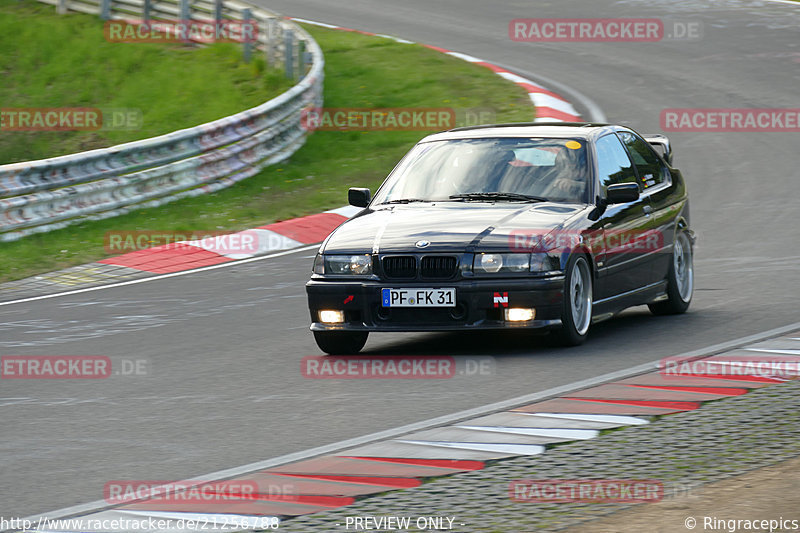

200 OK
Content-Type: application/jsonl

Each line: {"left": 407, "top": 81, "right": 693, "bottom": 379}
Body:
{"left": 381, "top": 288, "right": 456, "bottom": 307}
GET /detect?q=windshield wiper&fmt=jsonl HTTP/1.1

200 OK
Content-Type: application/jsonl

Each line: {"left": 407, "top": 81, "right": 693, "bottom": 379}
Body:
{"left": 379, "top": 198, "right": 430, "bottom": 204}
{"left": 449, "top": 192, "right": 548, "bottom": 202}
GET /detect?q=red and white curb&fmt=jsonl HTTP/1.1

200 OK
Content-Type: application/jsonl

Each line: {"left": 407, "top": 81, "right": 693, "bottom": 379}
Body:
{"left": 290, "top": 17, "right": 582, "bottom": 123}
{"left": 13, "top": 325, "right": 800, "bottom": 532}
{"left": 96, "top": 206, "right": 360, "bottom": 274}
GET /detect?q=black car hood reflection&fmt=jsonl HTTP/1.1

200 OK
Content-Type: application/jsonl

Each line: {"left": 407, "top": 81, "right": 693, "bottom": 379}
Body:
{"left": 321, "top": 202, "right": 588, "bottom": 254}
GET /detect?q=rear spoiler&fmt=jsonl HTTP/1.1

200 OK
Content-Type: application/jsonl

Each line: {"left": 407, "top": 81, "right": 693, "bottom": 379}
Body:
{"left": 643, "top": 134, "right": 672, "bottom": 165}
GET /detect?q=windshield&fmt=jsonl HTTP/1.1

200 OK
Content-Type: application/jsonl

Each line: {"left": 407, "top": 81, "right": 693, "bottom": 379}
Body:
{"left": 372, "top": 137, "right": 590, "bottom": 205}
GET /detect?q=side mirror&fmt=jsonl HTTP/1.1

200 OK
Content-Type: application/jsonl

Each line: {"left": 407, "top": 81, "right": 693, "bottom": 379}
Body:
{"left": 348, "top": 187, "right": 371, "bottom": 208}
{"left": 605, "top": 183, "right": 640, "bottom": 204}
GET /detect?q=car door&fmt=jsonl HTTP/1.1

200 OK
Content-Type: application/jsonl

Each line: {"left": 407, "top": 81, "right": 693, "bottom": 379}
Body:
{"left": 593, "top": 133, "right": 655, "bottom": 301}
{"left": 616, "top": 130, "right": 675, "bottom": 286}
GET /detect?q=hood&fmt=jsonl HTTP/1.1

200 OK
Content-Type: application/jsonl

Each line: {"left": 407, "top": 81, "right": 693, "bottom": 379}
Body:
{"left": 321, "top": 202, "right": 588, "bottom": 254}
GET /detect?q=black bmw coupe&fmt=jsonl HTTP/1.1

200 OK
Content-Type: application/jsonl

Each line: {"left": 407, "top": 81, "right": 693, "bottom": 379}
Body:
{"left": 306, "top": 123, "right": 694, "bottom": 354}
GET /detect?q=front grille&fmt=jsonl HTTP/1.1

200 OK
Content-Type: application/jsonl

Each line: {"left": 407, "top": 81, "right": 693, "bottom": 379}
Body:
{"left": 421, "top": 256, "right": 458, "bottom": 279}
{"left": 382, "top": 256, "right": 417, "bottom": 279}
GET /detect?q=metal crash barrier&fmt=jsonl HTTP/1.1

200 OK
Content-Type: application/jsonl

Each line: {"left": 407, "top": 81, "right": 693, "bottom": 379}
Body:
{"left": 0, "top": 0, "right": 323, "bottom": 241}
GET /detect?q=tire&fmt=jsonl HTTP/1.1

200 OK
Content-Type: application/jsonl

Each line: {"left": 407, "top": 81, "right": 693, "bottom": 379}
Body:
{"left": 313, "top": 331, "right": 369, "bottom": 355}
{"left": 553, "top": 254, "right": 593, "bottom": 346}
{"left": 649, "top": 230, "right": 693, "bottom": 315}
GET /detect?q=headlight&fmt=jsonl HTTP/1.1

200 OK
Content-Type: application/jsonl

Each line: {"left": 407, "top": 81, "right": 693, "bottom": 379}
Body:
{"left": 473, "top": 253, "right": 530, "bottom": 274}
{"left": 316, "top": 254, "right": 373, "bottom": 276}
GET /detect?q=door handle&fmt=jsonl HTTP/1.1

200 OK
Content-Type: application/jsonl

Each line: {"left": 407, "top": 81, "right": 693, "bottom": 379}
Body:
{"left": 642, "top": 205, "right": 652, "bottom": 216}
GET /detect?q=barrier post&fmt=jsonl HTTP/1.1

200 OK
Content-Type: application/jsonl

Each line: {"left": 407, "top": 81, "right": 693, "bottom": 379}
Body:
{"left": 179, "top": 0, "right": 190, "bottom": 43}
{"left": 284, "top": 29, "right": 294, "bottom": 79}
{"left": 266, "top": 18, "right": 276, "bottom": 67}
{"left": 297, "top": 38, "right": 305, "bottom": 79}
{"left": 242, "top": 8, "right": 253, "bottom": 62}
{"left": 100, "top": 0, "right": 111, "bottom": 20}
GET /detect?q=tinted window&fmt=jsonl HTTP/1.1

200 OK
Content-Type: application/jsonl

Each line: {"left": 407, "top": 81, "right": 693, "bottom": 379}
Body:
{"left": 371, "top": 137, "right": 590, "bottom": 204}
{"left": 595, "top": 134, "right": 638, "bottom": 194}
{"left": 617, "top": 131, "right": 668, "bottom": 189}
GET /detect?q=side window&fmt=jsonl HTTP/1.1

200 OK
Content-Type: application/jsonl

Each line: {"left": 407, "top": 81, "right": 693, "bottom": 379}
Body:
{"left": 595, "top": 134, "right": 638, "bottom": 195}
{"left": 617, "top": 131, "right": 669, "bottom": 189}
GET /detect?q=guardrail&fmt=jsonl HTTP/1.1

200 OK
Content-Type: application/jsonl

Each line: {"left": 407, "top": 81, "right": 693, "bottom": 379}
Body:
{"left": 0, "top": 0, "right": 323, "bottom": 241}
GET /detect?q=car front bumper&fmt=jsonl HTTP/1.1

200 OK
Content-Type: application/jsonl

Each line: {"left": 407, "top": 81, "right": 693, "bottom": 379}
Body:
{"left": 306, "top": 276, "right": 565, "bottom": 332}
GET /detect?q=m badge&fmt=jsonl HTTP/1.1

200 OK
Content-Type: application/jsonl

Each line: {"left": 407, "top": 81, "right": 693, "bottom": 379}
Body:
{"left": 493, "top": 292, "right": 508, "bottom": 308}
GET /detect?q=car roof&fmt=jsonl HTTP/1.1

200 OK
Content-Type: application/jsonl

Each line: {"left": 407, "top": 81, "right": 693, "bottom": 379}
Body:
{"left": 421, "top": 122, "right": 623, "bottom": 143}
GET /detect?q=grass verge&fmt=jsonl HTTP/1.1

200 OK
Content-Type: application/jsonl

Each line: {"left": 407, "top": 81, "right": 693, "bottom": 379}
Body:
{"left": 0, "top": 23, "right": 535, "bottom": 283}
{"left": 0, "top": 0, "right": 290, "bottom": 163}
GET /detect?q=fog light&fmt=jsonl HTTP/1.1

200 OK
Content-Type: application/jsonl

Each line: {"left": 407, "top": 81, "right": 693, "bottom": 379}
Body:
{"left": 319, "top": 310, "right": 345, "bottom": 323}
{"left": 505, "top": 308, "right": 535, "bottom": 322}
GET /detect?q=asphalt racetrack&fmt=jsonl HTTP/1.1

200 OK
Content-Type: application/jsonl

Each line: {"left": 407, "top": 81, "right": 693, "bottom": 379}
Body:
{"left": 2, "top": 0, "right": 799, "bottom": 519}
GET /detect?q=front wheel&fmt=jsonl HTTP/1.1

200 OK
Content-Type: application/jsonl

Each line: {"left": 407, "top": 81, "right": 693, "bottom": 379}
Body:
{"left": 553, "top": 255, "right": 593, "bottom": 346}
{"left": 649, "top": 230, "right": 693, "bottom": 315}
{"left": 313, "top": 331, "right": 369, "bottom": 355}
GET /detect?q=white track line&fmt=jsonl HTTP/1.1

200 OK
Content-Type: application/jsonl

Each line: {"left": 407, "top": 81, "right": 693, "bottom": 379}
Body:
{"left": 0, "top": 244, "right": 319, "bottom": 307}
{"left": 528, "top": 413, "right": 649, "bottom": 425}
{"left": 288, "top": 17, "right": 339, "bottom": 28}
{"left": 455, "top": 426, "right": 599, "bottom": 439}
{"left": 396, "top": 440, "right": 546, "bottom": 455}
{"left": 746, "top": 348, "right": 800, "bottom": 355}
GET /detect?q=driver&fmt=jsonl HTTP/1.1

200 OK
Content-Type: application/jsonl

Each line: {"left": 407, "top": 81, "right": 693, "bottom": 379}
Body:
{"left": 543, "top": 147, "right": 587, "bottom": 201}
